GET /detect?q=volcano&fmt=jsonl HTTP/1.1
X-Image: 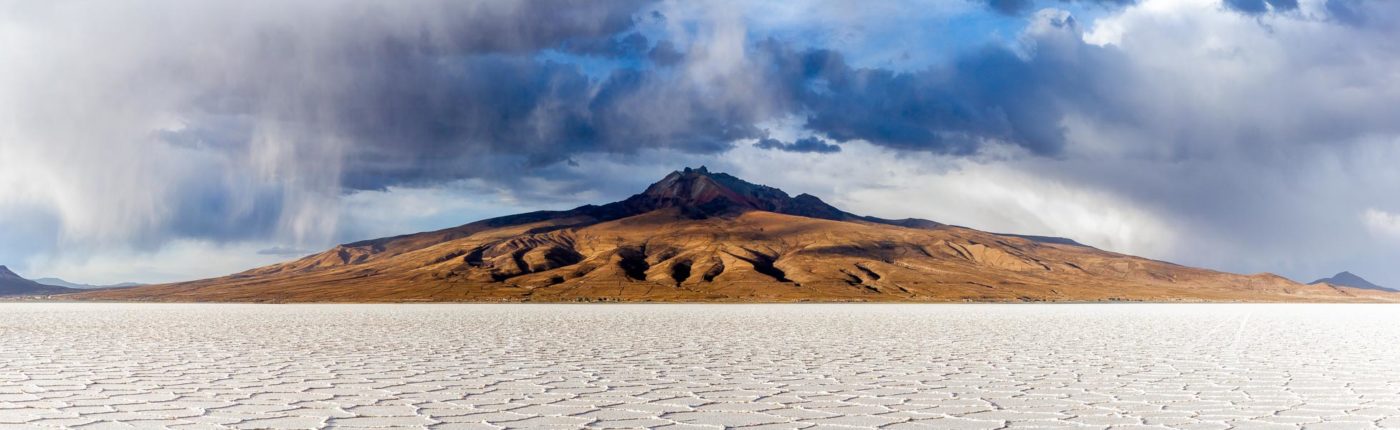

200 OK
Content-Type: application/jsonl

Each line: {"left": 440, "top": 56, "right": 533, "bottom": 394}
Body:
{"left": 1311, "top": 271, "right": 1393, "bottom": 292}
{"left": 75, "top": 167, "right": 1396, "bottom": 302}
{"left": 0, "top": 265, "right": 76, "bottom": 297}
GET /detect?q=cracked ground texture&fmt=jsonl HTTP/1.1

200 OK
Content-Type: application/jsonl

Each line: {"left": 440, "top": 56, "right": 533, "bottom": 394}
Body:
{"left": 2, "top": 304, "right": 1400, "bottom": 429}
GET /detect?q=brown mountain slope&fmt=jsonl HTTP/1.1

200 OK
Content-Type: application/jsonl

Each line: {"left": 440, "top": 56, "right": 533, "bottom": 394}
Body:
{"left": 75, "top": 167, "right": 1396, "bottom": 303}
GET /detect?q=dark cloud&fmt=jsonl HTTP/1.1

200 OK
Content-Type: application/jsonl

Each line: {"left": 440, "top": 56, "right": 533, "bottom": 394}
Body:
{"left": 326, "top": 50, "right": 768, "bottom": 190}
{"left": 313, "top": 23, "right": 1099, "bottom": 185}
{"left": 327, "top": 56, "right": 602, "bottom": 189}
{"left": 753, "top": 136, "right": 842, "bottom": 153}
{"left": 781, "top": 46, "right": 1073, "bottom": 154}
{"left": 235, "top": 11, "right": 1108, "bottom": 190}
{"left": 1222, "top": 0, "right": 1299, "bottom": 14}
{"left": 108, "top": 0, "right": 1144, "bottom": 202}
{"left": 647, "top": 40, "right": 686, "bottom": 66}
{"left": 407, "top": 0, "right": 650, "bottom": 54}
{"left": 0, "top": 0, "right": 660, "bottom": 254}
{"left": 754, "top": 12, "right": 1121, "bottom": 156}
{"left": 138, "top": 0, "right": 1141, "bottom": 197}
{"left": 558, "top": 32, "right": 651, "bottom": 58}
{"left": 1326, "top": 0, "right": 1366, "bottom": 25}
{"left": 986, "top": 0, "right": 1034, "bottom": 14}
{"left": 159, "top": 1, "right": 740, "bottom": 193}
{"left": 172, "top": 1, "right": 787, "bottom": 192}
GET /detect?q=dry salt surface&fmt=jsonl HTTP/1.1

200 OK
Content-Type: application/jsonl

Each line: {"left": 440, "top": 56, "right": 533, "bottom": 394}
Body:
{"left": 3, "top": 304, "right": 1400, "bottom": 430}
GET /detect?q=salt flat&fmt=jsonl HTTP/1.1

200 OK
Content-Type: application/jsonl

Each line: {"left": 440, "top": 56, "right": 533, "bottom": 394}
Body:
{"left": 2, "top": 304, "right": 1400, "bottom": 429}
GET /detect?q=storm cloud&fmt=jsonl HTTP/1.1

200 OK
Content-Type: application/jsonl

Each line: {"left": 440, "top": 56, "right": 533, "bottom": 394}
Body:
{"left": 52, "top": 0, "right": 1119, "bottom": 194}
{"left": 754, "top": 136, "right": 842, "bottom": 153}
{"left": 1223, "top": 0, "right": 1299, "bottom": 13}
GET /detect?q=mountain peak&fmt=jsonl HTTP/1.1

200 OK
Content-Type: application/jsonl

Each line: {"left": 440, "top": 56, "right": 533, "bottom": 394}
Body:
{"left": 601, "top": 167, "right": 952, "bottom": 228}
{"left": 0, "top": 265, "right": 78, "bottom": 296}
{"left": 631, "top": 167, "right": 801, "bottom": 216}
{"left": 1311, "top": 271, "right": 1392, "bottom": 292}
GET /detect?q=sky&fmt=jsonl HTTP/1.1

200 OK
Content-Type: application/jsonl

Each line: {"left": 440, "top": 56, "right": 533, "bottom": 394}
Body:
{"left": 1, "top": 0, "right": 1398, "bottom": 287}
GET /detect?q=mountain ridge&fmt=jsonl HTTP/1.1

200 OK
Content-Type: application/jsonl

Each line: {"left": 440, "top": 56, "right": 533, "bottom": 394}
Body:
{"left": 32, "top": 277, "right": 144, "bottom": 290}
{"left": 72, "top": 168, "right": 1397, "bottom": 303}
{"left": 0, "top": 265, "right": 78, "bottom": 297}
{"left": 1310, "top": 271, "right": 1392, "bottom": 292}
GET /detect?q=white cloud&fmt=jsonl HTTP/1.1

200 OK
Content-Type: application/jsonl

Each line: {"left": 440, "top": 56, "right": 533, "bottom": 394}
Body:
{"left": 568, "top": 141, "right": 1181, "bottom": 260}
{"left": 835, "top": 158, "right": 1179, "bottom": 258}
{"left": 1364, "top": 209, "right": 1400, "bottom": 239}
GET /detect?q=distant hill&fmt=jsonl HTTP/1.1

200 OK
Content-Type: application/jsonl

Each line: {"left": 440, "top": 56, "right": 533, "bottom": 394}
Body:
{"left": 1310, "top": 272, "right": 1394, "bottom": 292}
{"left": 32, "top": 277, "right": 143, "bottom": 290}
{"left": 0, "top": 266, "right": 77, "bottom": 296}
{"left": 77, "top": 167, "right": 1397, "bottom": 303}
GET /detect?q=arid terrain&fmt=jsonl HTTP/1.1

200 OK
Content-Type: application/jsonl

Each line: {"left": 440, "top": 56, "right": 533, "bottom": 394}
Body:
{"left": 5, "top": 303, "right": 1400, "bottom": 429}
{"left": 74, "top": 168, "right": 1396, "bottom": 303}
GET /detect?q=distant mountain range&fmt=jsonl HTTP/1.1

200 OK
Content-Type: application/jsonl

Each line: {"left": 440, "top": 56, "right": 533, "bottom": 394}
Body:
{"left": 0, "top": 266, "right": 76, "bottom": 297}
{"left": 76, "top": 167, "right": 1397, "bottom": 303}
{"left": 1310, "top": 272, "right": 1394, "bottom": 292}
{"left": 32, "top": 277, "right": 143, "bottom": 290}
